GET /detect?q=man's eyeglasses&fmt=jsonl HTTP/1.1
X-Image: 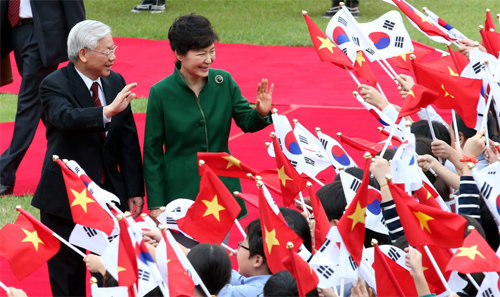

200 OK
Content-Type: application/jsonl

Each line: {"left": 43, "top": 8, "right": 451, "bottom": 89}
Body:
{"left": 237, "top": 241, "right": 250, "bottom": 251}
{"left": 88, "top": 45, "right": 117, "bottom": 57}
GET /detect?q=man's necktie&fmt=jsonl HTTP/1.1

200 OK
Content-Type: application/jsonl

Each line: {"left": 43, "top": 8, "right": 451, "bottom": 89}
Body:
{"left": 90, "top": 82, "right": 107, "bottom": 184}
{"left": 8, "top": 0, "right": 20, "bottom": 27}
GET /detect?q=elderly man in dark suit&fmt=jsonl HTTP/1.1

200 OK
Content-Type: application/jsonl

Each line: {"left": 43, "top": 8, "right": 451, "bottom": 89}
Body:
{"left": 32, "top": 20, "right": 145, "bottom": 296}
{"left": 0, "top": 0, "right": 86, "bottom": 195}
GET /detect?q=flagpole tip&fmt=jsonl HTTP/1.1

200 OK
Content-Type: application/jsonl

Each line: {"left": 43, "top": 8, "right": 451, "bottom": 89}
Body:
{"left": 306, "top": 181, "right": 313, "bottom": 188}
{"left": 486, "top": 8, "right": 490, "bottom": 12}
{"left": 246, "top": 173, "right": 253, "bottom": 179}
{"left": 409, "top": 54, "right": 416, "bottom": 61}
{"left": 384, "top": 174, "right": 392, "bottom": 181}
{"left": 484, "top": 60, "right": 489, "bottom": 65}
{"left": 336, "top": 132, "right": 342, "bottom": 138}
{"left": 339, "top": 2, "right": 345, "bottom": 7}
{"left": 467, "top": 225, "right": 476, "bottom": 232}
{"left": 478, "top": 25, "right": 484, "bottom": 31}
{"left": 363, "top": 152, "right": 372, "bottom": 159}
{"left": 377, "top": 127, "right": 383, "bottom": 132}
{"left": 270, "top": 132, "right": 276, "bottom": 138}
{"left": 15, "top": 205, "right": 22, "bottom": 211}
{"left": 255, "top": 175, "right": 262, "bottom": 182}
{"left": 292, "top": 119, "right": 298, "bottom": 125}
{"left": 473, "top": 41, "right": 479, "bottom": 47}
{"left": 116, "top": 214, "right": 123, "bottom": 221}
{"left": 158, "top": 224, "right": 167, "bottom": 230}
{"left": 264, "top": 141, "right": 271, "bottom": 148}
{"left": 286, "top": 242, "right": 294, "bottom": 249}
{"left": 124, "top": 211, "right": 132, "bottom": 217}
{"left": 52, "top": 155, "right": 59, "bottom": 161}
{"left": 446, "top": 42, "right": 452, "bottom": 47}
{"left": 272, "top": 108, "right": 278, "bottom": 114}
{"left": 302, "top": 10, "right": 307, "bottom": 15}
{"left": 90, "top": 277, "right": 98, "bottom": 284}
{"left": 160, "top": 206, "right": 166, "bottom": 212}
{"left": 371, "top": 238, "right": 378, "bottom": 246}
{"left": 315, "top": 127, "right": 321, "bottom": 132}
{"left": 198, "top": 159, "right": 205, "bottom": 166}
{"left": 467, "top": 162, "right": 476, "bottom": 170}
{"left": 422, "top": 7, "right": 427, "bottom": 12}
{"left": 233, "top": 191, "right": 240, "bottom": 197}
{"left": 405, "top": 121, "right": 412, "bottom": 127}
{"left": 256, "top": 180, "right": 263, "bottom": 188}
{"left": 352, "top": 91, "right": 359, "bottom": 97}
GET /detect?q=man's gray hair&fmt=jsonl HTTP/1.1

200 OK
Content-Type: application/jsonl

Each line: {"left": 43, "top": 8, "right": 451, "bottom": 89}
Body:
{"left": 67, "top": 20, "right": 111, "bottom": 62}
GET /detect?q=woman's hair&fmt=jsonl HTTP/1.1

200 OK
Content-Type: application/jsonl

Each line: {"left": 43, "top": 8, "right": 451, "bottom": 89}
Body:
{"left": 280, "top": 207, "right": 312, "bottom": 252}
{"left": 264, "top": 270, "right": 319, "bottom": 297}
{"left": 187, "top": 243, "right": 231, "bottom": 296}
{"left": 67, "top": 20, "right": 111, "bottom": 63}
{"left": 168, "top": 14, "right": 219, "bottom": 55}
{"left": 411, "top": 120, "right": 451, "bottom": 146}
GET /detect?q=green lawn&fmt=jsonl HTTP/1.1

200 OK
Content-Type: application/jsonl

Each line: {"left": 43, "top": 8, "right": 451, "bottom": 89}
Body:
{"left": 1, "top": 0, "right": 499, "bottom": 225}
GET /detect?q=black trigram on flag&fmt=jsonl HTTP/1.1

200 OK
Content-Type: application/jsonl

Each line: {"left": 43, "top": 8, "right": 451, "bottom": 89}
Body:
{"left": 350, "top": 178, "right": 361, "bottom": 192}
{"left": 290, "top": 160, "right": 298, "bottom": 168}
{"left": 305, "top": 157, "right": 315, "bottom": 166}
{"left": 166, "top": 218, "right": 178, "bottom": 225}
{"left": 320, "top": 139, "right": 328, "bottom": 150}
{"left": 365, "top": 48, "right": 375, "bottom": 55}
{"left": 75, "top": 166, "right": 81, "bottom": 174}
{"left": 352, "top": 36, "right": 360, "bottom": 46}
{"left": 480, "top": 183, "right": 492, "bottom": 199}
{"left": 342, "top": 48, "right": 348, "bottom": 55}
{"left": 138, "top": 269, "right": 151, "bottom": 282}
{"left": 387, "top": 247, "right": 401, "bottom": 261}
{"left": 383, "top": 20, "right": 395, "bottom": 30}
{"left": 319, "top": 238, "right": 332, "bottom": 253}
{"left": 316, "top": 265, "right": 335, "bottom": 279}
{"left": 107, "top": 234, "right": 118, "bottom": 242}
{"left": 395, "top": 36, "right": 405, "bottom": 48}
{"left": 338, "top": 17, "right": 347, "bottom": 27}
{"left": 84, "top": 226, "right": 98, "bottom": 238}
{"left": 298, "top": 135, "right": 308, "bottom": 144}
{"left": 472, "top": 62, "right": 485, "bottom": 74}
{"left": 349, "top": 256, "right": 358, "bottom": 270}
{"left": 173, "top": 206, "right": 182, "bottom": 213}
{"left": 482, "top": 288, "right": 493, "bottom": 297}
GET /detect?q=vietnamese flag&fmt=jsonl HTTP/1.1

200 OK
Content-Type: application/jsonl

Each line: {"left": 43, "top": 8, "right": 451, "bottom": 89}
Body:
{"left": 282, "top": 247, "right": 319, "bottom": 297}
{"left": 388, "top": 181, "right": 467, "bottom": 248}
{"left": 178, "top": 164, "right": 241, "bottom": 244}
{"left": 307, "top": 185, "right": 330, "bottom": 251}
{"left": 116, "top": 217, "right": 139, "bottom": 292}
{"left": 302, "top": 12, "right": 353, "bottom": 69}
{"left": 272, "top": 135, "right": 307, "bottom": 206}
{"left": 446, "top": 229, "right": 500, "bottom": 274}
{"left": 413, "top": 179, "right": 442, "bottom": 209}
{"left": 397, "top": 84, "right": 439, "bottom": 122}
{"left": 412, "top": 60, "right": 482, "bottom": 128}
{"left": 197, "top": 152, "right": 258, "bottom": 178}
{"left": 373, "top": 245, "right": 417, "bottom": 296}
{"left": 56, "top": 158, "right": 114, "bottom": 235}
{"left": 258, "top": 184, "right": 303, "bottom": 273}
{"left": 337, "top": 156, "right": 371, "bottom": 265}
{"left": 0, "top": 208, "right": 60, "bottom": 280}
{"left": 353, "top": 51, "right": 377, "bottom": 87}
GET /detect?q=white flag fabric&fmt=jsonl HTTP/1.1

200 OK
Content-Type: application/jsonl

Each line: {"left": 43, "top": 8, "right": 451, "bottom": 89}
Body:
{"left": 338, "top": 170, "right": 388, "bottom": 235}
{"left": 423, "top": 8, "right": 466, "bottom": 40}
{"left": 477, "top": 271, "right": 500, "bottom": 297}
{"left": 358, "top": 10, "right": 414, "bottom": 60}
{"left": 137, "top": 261, "right": 160, "bottom": 297}
{"left": 325, "top": 6, "right": 379, "bottom": 62}
{"left": 69, "top": 224, "right": 119, "bottom": 255}
{"left": 90, "top": 283, "right": 128, "bottom": 297}
{"left": 472, "top": 161, "right": 500, "bottom": 227}
{"left": 100, "top": 235, "right": 120, "bottom": 281}
{"left": 316, "top": 130, "right": 357, "bottom": 170}
{"left": 293, "top": 122, "right": 333, "bottom": 173}
{"left": 390, "top": 131, "right": 422, "bottom": 192}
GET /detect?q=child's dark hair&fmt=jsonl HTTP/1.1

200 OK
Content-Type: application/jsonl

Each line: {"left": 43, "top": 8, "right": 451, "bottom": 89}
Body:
{"left": 246, "top": 219, "right": 267, "bottom": 265}
{"left": 280, "top": 207, "right": 312, "bottom": 252}
{"left": 168, "top": 14, "right": 219, "bottom": 55}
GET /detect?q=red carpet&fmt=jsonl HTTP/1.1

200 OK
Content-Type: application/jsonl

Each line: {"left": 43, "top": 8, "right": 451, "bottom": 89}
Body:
{"left": 0, "top": 37, "right": 447, "bottom": 296}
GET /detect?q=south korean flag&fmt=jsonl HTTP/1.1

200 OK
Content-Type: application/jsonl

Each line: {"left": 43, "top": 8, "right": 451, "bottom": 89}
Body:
{"left": 472, "top": 161, "right": 500, "bottom": 227}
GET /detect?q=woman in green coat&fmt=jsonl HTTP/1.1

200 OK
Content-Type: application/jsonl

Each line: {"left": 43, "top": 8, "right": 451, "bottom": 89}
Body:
{"left": 144, "top": 14, "right": 274, "bottom": 219}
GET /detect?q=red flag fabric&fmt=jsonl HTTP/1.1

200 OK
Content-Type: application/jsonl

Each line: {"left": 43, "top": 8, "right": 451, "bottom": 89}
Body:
{"left": 483, "top": 29, "right": 500, "bottom": 58}
{"left": 446, "top": 47, "right": 469, "bottom": 72}
{"left": 258, "top": 185, "right": 303, "bottom": 273}
{"left": 372, "top": 245, "right": 417, "bottom": 297}
{"left": 412, "top": 60, "right": 482, "bottom": 128}
{"left": 307, "top": 185, "right": 330, "bottom": 252}
{"left": 282, "top": 247, "right": 319, "bottom": 297}
{"left": 0, "top": 208, "right": 60, "bottom": 280}
{"left": 413, "top": 180, "right": 442, "bottom": 209}
{"left": 388, "top": 181, "right": 467, "bottom": 248}
{"left": 391, "top": 0, "right": 454, "bottom": 41}
{"left": 397, "top": 84, "right": 439, "bottom": 122}
{"left": 56, "top": 159, "right": 114, "bottom": 235}
{"left": 272, "top": 136, "right": 307, "bottom": 206}
{"left": 445, "top": 229, "right": 500, "bottom": 274}
{"left": 338, "top": 133, "right": 378, "bottom": 155}
{"left": 303, "top": 12, "right": 353, "bottom": 69}
{"left": 388, "top": 40, "right": 444, "bottom": 71}
{"left": 353, "top": 51, "right": 377, "bottom": 87}
{"left": 177, "top": 165, "right": 241, "bottom": 244}
{"left": 197, "top": 152, "right": 258, "bottom": 178}
{"left": 117, "top": 217, "right": 139, "bottom": 291}
{"left": 160, "top": 230, "right": 196, "bottom": 297}
{"left": 337, "top": 157, "right": 371, "bottom": 265}
{"left": 416, "top": 245, "right": 452, "bottom": 294}
{"left": 485, "top": 10, "right": 497, "bottom": 32}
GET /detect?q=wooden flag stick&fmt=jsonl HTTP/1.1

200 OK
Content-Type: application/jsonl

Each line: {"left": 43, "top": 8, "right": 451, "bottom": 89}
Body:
{"left": 422, "top": 245, "right": 454, "bottom": 297}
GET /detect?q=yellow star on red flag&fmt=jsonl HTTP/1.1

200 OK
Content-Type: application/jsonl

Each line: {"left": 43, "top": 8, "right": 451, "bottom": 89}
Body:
{"left": 356, "top": 51, "right": 366, "bottom": 66}
{"left": 347, "top": 202, "right": 366, "bottom": 231}
{"left": 70, "top": 188, "right": 95, "bottom": 213}
{"left": 202, "top": 195, "right": 226, "bottom": 221}
{"left": 222, "top": 156, "right": 242, "bottom": 169}
{"left": 455, "top": 245, "right": 485, "bottom": 260}
{"left": 277, "top": 166, "right": 293, "bottom": 187}
{"left": 413, "top": 211, "right": 434, "bottom": 233}
{"left": 441, "top": 84, "right": 455, "bottom": 99}
{"left": 264, "top": 227, "right": 280, "bottom": 254}
{"left": 316, "top": 36, "right": 336, "bottom": 53}
{"left": 448, "top": 67, "right": 459, "bottom": 77}
{"left": 21, "top": 228, "right": 45, "bottom": 251}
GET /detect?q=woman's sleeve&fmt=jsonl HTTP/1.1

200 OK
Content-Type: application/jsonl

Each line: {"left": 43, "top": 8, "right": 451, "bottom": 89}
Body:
{"left": 143, "top": 86, "right": 166, "bottom": 208}
{"left": 457, "top": 176, "right": 481, "bottom": 223}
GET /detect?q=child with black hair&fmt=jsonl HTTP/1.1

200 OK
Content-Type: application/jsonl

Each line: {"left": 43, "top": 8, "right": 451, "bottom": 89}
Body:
{"left": 218, "top": 219, "right": 272, "bottom": 297}
{"left": 263, "top": 270, "right": 319, "bottom": 297}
